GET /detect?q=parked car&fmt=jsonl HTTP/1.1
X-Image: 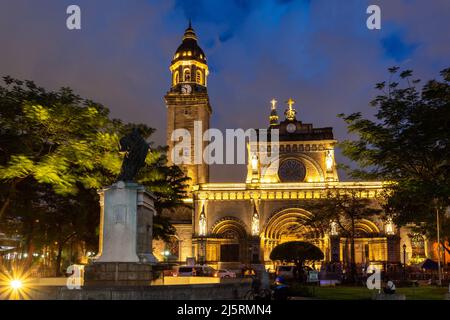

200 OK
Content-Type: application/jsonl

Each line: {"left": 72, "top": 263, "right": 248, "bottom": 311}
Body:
{"left": 173, "top": 265, "right": 216, "bottom": 277}
{"left": 214, "top": 269, "right": 237, "bottom": 278}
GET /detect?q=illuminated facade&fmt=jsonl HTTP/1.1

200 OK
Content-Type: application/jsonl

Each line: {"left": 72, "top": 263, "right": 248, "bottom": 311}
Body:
{"left": 155, "top": 24, "right": 436, "bottom": 270}
{"left": 165, "top": 21, "right": 211, "bottom": 190}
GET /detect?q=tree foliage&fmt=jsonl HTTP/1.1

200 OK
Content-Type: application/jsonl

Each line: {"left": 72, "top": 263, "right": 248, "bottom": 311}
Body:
{"left": 303, "top": 190, "right": 381, "bottom": 280}
{"left": 339, "top": 67, "right": 450, "bottom": 251}
{"left": 270, "top": 241, "right": 324, "bottom": 264}
{"left": 0, "top": 77, "right": 189, "bottom": 273}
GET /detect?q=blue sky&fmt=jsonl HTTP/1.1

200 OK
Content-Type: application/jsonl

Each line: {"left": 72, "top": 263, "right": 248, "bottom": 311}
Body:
{"left": 0, "top": 0, "right": 449, "bottom": 181}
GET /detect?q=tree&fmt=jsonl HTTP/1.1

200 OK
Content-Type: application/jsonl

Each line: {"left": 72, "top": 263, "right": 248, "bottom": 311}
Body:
{"left": 270, "top": 241, "right": 323, "bottom": 281}
{"left": 0, "top": 77, "right": 122, "bottom": 212}
{"left": 136, "top": 145, "right": 189, "bottom": 242}
{"left": 339, "top": 67, "right": 450, "bottom": 255}
{"left": 0, "top": 77, "right": 189, "bottom": 274}
{"left": 303, "top": 190, "right": 381, "bottom": 281}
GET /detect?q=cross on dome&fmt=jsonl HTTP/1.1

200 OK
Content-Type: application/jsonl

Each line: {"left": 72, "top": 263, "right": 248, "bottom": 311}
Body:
{"left": 270, "top": 98, "right": 277, "bottom": 110}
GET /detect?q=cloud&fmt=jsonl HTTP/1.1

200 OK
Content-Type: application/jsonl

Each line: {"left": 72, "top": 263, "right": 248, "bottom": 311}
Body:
{"left": 381, "top": 30, "right": 419, "bottom": 62}
{"left": 0, "top": 0, "right": 448, "bottom": 182}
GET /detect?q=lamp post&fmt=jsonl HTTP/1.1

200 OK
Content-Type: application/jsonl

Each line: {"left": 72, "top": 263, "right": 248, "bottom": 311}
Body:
{"left": 199, "top": 236, "right": 206, "bottom": 265}
{"left": 163, "top": 249, "right": 170, "bottom": 267}
{"left": 436, "top": 205, "right": 442, "bottom": 286}
{"left": 402, "top": 244, "right": 407, "bottom": 280}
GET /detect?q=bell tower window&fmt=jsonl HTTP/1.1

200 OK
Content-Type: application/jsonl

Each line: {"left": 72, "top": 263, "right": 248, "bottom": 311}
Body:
{"left": 184, "top": 68, "right": 191, "bottom": 82}
{"left": 173, "top": 71, "right": 179, "bottom": 86}
{"left": 196, "top": 70, "right": 203, "bottom": 85}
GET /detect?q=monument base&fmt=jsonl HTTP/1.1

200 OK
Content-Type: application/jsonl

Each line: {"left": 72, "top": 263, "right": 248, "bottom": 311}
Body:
{"left": 445, "top": 292, "right": 450, "bottom": 300}
{"left": 84, "top": 262, "right": 153, "bottom": 286}
{"left": 139, "top": 253, "right": 159, "bottom": 265}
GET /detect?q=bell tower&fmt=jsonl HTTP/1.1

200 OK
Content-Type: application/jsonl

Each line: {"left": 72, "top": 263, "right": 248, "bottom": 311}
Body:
{"left": 165, "top": 22, "right": 211, "bottom": 190}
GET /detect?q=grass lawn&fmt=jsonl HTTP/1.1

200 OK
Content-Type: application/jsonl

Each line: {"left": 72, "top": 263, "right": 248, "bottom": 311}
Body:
{"left": 309, "top": 286, "right": 448, "bottom": 300}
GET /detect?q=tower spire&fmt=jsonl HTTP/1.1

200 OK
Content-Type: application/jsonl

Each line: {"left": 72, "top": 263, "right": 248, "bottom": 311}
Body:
{"left": 269, "top": 98, "right": 279, "bottom": 126}
{"left": 284, "top": 98, "right": 297, "bottom": 121}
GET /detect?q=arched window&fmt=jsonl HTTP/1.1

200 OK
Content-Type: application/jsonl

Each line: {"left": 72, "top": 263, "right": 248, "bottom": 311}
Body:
{"left": 183, "top": 68, "right": 191, "bottom": 82}
{"left": 173, "top": 71, "right": 179, "bottom": 86}
{"left": 196, "top": 70, "right": 203, "bottom": 85}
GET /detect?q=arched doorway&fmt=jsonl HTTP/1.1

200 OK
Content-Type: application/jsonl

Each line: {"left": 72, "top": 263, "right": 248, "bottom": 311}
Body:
{"left": 262, "top": 208, "right": 325, "bottom": 265}
{"left": 211, "top": 217, "right": 249, "bottom": 269}
{"left": 340, "top": 219, "right": 384, "bottom": 265}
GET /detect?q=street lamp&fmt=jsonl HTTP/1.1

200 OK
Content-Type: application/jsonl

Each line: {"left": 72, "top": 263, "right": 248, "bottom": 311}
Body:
{"left": 436, "top": 205, "right": 442, "bottom": 286}
{"left": 10, "top": 279, "right": 22, "bottom": 290}
{"left": 198, "top": 237, "right": 206, "bottom": 265}
{"left": 402, "top": 244, "right": 407, "bottom": 280}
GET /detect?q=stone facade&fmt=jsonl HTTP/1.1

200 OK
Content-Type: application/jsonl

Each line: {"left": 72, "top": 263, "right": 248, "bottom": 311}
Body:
{"left": 159, "top": 24, "right": 435, "bottom": 270}
{"left": 85, "top": 182, "right": 157, "bottom": 286}
{"left": 84, "top": 262, "right": 153, "bottom": 286}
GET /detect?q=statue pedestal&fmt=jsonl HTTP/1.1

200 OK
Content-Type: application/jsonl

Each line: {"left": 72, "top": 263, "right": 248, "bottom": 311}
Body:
{"left": 85, "top": 181, "right": 157, "bottom": 286}
{"left": 84, "top": 262, "right": 153, "bottom": 286}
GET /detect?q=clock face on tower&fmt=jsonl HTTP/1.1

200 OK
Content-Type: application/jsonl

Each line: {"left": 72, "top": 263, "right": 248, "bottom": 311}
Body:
{"left": 278, "top": 159, "right": 306, "bottom": 182}
{"left": 286, "top": 123, "right": 296, "bottom": 133}
{"left": 181, "top": 84, "right": 192, "bottom": 94}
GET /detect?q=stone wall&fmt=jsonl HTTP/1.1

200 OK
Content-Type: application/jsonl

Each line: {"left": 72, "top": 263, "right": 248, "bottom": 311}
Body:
{"left": 25, "top": 280, "right": 251, "bottom": 300}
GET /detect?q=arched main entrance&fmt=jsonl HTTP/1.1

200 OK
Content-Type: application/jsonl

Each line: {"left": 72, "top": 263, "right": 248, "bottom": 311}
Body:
{"left": 262, "top": 208, "right": 325, "bottom": 265}
{"left": 340, "top": 219, "right": 384, "bottom": 264}
{"left": 210, "top": 217, "right": 251, "bottom": 269}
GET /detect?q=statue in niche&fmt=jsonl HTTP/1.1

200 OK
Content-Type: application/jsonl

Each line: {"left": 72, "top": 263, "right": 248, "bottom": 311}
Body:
{"left": 330, "top": 220, "right": 338, "bottom": 236}
{"left": 251, "top": 212, "right": 260, "bottom": 236}
{"left": 326, "top": 149, "right": 334, "bottom": 172}
{"left": 199, "top": 212, "right": 207, "bottom": 236}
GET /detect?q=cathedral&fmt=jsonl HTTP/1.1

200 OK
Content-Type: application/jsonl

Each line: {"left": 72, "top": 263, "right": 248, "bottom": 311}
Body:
{"left": 154, "top": 23, "right": 435, "bottom": 271}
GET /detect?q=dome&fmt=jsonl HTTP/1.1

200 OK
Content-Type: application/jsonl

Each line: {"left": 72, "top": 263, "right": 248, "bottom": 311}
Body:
{"left": 172, "top": 23, "right": 207, "bottom": 64}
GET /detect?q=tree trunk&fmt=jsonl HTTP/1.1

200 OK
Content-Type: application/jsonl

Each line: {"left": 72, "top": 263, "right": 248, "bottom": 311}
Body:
{"left": 295, "top": 260, "right": 304, "bottom": 283}
{"left": 55, "top": 243, "right": 63, "bottom": 276}
{"left": 0, "top": 197, "right": 11, "bottom": 219}
{"left": 350, "top": 236, "right": 357, "bottom": 282}
{"left": 349, "top": 218, "right": 357, "bottom": 283}
{"left": 442, "top": 242, "right": 450, "bottom": 255}
{"left": 24, "top": 220, "right": 35, "bottom": 268}
{"left": 0, "top": 179, "right": 21, "bottom": 219}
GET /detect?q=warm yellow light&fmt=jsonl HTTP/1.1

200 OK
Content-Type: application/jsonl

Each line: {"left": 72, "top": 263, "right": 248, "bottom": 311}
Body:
{"left": 251, "top": 154, "right": 258, "bottom": 171}
{"left": 10, "top": 279, "right": 22, "bottom": 290}
{"left": 170, "top": 60, "right": 209, "bottom": 76}
{"left": 270, "top": 98, "right": 277, "bottom": 110}
{"left": 0, "top": 262, "right": 34, "bottom": 300}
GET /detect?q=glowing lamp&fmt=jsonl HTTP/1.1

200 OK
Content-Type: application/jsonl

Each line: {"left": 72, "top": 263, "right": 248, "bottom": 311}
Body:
{"left": 10, "top": 279, "right": 22, "bottom": 290}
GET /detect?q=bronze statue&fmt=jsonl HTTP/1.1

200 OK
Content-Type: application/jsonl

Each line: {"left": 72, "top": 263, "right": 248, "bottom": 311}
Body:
{"left": 117, "top": 128, "right": 149, "bottom": 182}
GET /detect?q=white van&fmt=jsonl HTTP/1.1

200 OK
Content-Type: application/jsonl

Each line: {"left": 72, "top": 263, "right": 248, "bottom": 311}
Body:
{"left": 276, "top": 265, "right": 313, "bottom": 279}
{"left": 173, "top": 265, "right": 216, "bottom": 277}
